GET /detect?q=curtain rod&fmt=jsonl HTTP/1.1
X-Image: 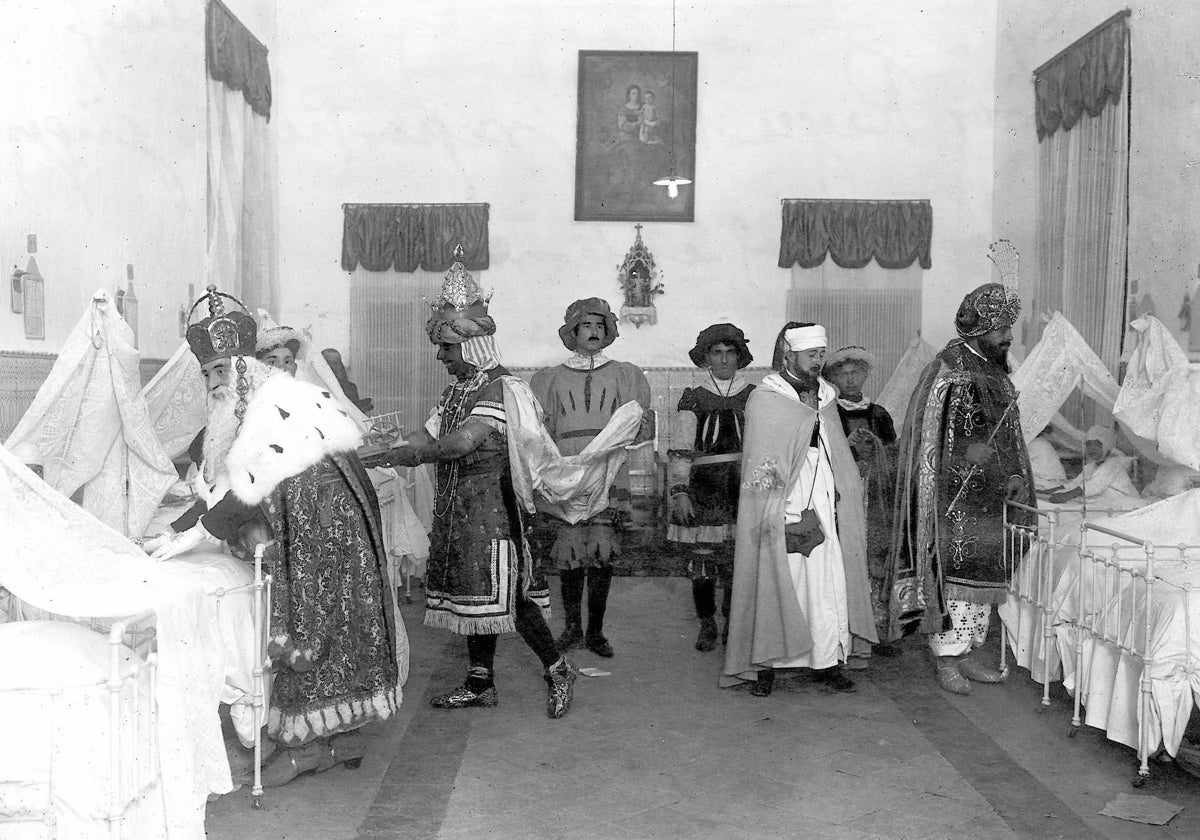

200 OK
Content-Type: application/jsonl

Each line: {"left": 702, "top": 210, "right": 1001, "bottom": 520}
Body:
{"left": 341, "top": 202, "right": 489, "bottom": 209}
{"left": 1032, "top": 8, "right": 1130, "bottom": 79}
{"left": 779, "top": 198, "right": 931, "bottom": 204}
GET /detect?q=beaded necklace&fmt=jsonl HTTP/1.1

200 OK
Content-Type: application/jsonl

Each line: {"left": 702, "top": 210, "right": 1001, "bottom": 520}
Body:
{"left": 433, "top": 370, "right": 488, "bottom": 518}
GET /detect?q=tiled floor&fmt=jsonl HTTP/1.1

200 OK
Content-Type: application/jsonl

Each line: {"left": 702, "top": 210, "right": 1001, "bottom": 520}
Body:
{"left": 205, "top": 577, "right": 1199, "bottom": 840}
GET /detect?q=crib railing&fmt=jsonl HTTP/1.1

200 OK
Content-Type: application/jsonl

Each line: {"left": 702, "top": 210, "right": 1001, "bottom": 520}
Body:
{"left": 1071, "top": 522, "right": 1200, "bottom": 784}
{"left": 1001, "top": 501, "right": 1059, "bottom": 708}
{"left": 106, "top": 617, "right": 159, "bottom": 840}
{"left": 209, "top": 542, "right": 274, "bottom": 810}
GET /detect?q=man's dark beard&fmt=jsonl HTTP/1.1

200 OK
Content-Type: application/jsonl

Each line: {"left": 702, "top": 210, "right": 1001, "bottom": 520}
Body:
{"left": 781, "top": 366, "right": 818, "bottom": 398}
{"left": 976, "top": 339, "right": 1011, "bottom": 368}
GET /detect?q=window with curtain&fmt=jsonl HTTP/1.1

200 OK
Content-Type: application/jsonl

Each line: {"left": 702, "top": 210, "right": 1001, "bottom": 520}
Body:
{"left": 779, "top": 199, "right": 931, "bottom": 399}
{"left": 205, "top": 0, "right": 277, "bottom": 317}
{"left": 1032, "top": 11, "right": 1130, "bottom": 375}
{"left": 342, "top": 203, "right": 490, "bottom": 434}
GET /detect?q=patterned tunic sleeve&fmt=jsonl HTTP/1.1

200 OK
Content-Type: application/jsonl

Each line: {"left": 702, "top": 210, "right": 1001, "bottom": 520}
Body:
{"left": 468, "top": 378, "right": 507, "bottom": 433}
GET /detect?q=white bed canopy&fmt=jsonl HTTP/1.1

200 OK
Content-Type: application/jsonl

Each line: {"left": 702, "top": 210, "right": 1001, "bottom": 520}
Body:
{"left": 5, "top": 289, "right": 177, "bottom": 537}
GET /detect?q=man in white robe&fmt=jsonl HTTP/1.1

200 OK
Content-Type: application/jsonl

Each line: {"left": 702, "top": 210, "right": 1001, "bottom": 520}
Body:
{"left": 721, "top": 323, "right": 877, "bottom": 696}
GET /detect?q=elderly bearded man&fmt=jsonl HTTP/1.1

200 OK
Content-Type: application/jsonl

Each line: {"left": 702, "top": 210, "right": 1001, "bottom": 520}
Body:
{"left": 889, "top": 283, "right": 1035, "bottom": 695}
{"left": 145, "top": 286, "right": 402, "bottom": 786}
{"left": 721, "top": 323, "right": 877, "bottom": 697}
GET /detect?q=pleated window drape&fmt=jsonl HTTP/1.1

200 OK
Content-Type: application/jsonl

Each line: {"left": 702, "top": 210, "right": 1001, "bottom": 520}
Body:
{"left": 778, "top": 200, "right": 932, "bottom": 270}
{"left": 205, "top": 0, "right": 278, "bottom": 317}
{"left": 341, "top": 204, "right": 490, "bottom": 273}
{"left": 1032, "top": 12, "right": 1130, "bottom": 375}
{"left": 788, "top": 261, "right": 923, "bottom": 401}
{"left": 344, "top": 203, "right": 490, "bottom": 431}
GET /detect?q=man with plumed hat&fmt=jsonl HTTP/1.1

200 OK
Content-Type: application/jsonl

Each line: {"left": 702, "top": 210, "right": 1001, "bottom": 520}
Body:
{"left": 371, "top": 247, "right": 577, "bottom": 718}
{"left": 720, "top": 322, "right": 877, "bottom": 697}
{"left": 530, "top": 298, "right": 652, "bottom": 658}
{"left": 143, "top": 285, "right": 402, "bottom": 786}
{"left": 668, "top": 323, "right": 755, "bottom": 652}
{"left": 889, "top": 282, "right": 1035, "bottom": 695}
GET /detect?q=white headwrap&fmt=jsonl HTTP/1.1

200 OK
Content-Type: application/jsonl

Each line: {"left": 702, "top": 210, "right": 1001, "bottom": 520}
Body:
{"left": 460, "top": 334, "right": 500, "bottom": 371}
{"left": 784, "top": 325, "right": 827, "bottom": 352}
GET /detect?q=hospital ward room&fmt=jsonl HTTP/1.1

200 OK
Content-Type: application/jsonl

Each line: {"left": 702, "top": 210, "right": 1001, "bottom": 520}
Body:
{"left": 2, "top": 2, "right": 1200, "bottom": 840}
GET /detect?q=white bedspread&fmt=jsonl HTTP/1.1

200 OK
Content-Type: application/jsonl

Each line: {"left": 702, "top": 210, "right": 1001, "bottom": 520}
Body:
{"left": 1000, "top": 489, "right": 1200, "bottom": 757}
{"left": 1, "top": 445, "right": 230, "bottom": 840}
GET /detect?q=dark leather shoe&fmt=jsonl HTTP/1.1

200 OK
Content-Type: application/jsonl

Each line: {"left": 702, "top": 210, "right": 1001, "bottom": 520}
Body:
{"left": 749, "top": 669, "right": 774, "bottom": 697}
{"left": 556, "top": 622, "right": 584, "bottom": 652}
{"left": 813, "top": 667, "right": 856, "bottom": 692}
{"left": 585, "top": 633, "right": 614, "bottom": 658}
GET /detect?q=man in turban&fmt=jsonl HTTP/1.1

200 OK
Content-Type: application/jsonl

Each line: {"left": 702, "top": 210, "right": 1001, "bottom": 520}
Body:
{"left": 369, "top": 248, "right": 577, "bottom": 719}
{"left": 889, "top": 283, "right": 1035, "bottom": 695}
{"left": 720, "top": 323, "right": 876, "bottom": 697}
{"left": 668, "top": 323, "right": 755, "bottom": 652}
{"left": 144, "top": 285, "right": 402, "bottom": 786}
{"left": 530, "top": 298, "right": 652, "bottom": 658}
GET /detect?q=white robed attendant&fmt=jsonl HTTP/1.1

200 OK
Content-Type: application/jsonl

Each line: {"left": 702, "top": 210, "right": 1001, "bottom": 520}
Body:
{"left": 765, "top": 373, "right": 850, "bottom": 670}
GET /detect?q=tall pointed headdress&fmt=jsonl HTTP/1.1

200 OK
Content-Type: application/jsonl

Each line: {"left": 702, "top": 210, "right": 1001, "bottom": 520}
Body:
{"left": 424, "top": 244, "right": 496, "bottom": 345}
{"left": 956, "top": 240, "right": 1022, "bottom": 338}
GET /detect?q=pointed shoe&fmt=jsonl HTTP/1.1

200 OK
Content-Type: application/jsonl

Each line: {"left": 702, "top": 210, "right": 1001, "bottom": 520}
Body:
{"left": 935, "top": 657, "right": 972, "bottom": 695}
{"left": 430, "top": 683, "right": 499, "bottom": 709}
{"left": 545, "top": 659, "right": 577, "bottom": 719}
{"left": 958, "top": 654, "right": 1007, "bottom": 684}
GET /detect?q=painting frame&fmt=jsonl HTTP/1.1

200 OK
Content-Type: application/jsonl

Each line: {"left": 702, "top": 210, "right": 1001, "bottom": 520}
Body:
{"left": 574, "top": 50, "right": 698, "bottom": 223}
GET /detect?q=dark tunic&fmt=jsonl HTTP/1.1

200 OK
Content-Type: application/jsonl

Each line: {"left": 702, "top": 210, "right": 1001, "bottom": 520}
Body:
{"left": 423, "top": 367, "right": 548, "bottom": 634}
{"left": 835, "top": 400, "right": 897, "bottom": 639}
{"left": 675, "top": 385, "right": 753, "bottom": 527}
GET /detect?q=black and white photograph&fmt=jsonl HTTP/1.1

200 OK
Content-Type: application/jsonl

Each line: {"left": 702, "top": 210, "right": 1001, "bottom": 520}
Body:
{"left": 2, "top": 2, "right": 1199, "bottom": 840}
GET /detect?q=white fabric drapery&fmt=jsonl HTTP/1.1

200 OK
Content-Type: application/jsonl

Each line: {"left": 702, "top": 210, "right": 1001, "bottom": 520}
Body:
{"left": 788, "top": 261, "right": 923, "bottom": 401}
{"left": 206, "top": 75, "right": 278, "bottom": 316}
{"left": 875, "top": 335, "right": 936, "bottom": 428}
{"left": 1033, "top": 37, "right": 1129, "bottom": 373}
{"left": 1114, "top": 316, "right": 1200, "bottom": 471}
{"left": 5, "top": 290, "right": 177, "bottom": 537}
{"left": 0, "top": 445, "right": 231, "bottom": 840}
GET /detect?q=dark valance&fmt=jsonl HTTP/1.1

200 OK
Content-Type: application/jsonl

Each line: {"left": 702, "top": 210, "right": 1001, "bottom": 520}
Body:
{"left": 206, "top": 0, "right": 272, "bottom": 120}
{"left": 778, "top": 199, "right": 932, "bottom": 270}
{"left": 341, "top": 204, "right": 490, "bottom": 273}
{"left": 1034, "top": 11, "right": 1128, "bottom": 141}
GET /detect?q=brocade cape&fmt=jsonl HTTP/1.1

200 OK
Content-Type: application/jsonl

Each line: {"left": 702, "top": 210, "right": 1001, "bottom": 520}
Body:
{"left": 888, "top": 341, "right": 1035, "bottom": 639}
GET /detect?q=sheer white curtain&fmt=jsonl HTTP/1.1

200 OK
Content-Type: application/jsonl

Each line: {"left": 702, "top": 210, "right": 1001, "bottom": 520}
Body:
{"left": 206, "top": 77, "right": 278, "bottom": 315}
{"left": 348, "top": 269, "right": 483, "bottom": 435}
{"left": 788, "top": 261, "right": 923, "bottom": 400}
{"left": 1034, "top": 30, "right": 1129, "bottom": 374}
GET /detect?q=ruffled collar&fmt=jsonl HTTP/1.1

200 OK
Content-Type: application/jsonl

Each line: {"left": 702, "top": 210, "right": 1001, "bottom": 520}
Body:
{"left": 564, "top": 351, "right": 611, "bottom": 371}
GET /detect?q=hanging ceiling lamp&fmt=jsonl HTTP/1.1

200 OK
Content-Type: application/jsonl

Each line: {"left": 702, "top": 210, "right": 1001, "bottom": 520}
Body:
{"left": 653, "top": 0, "right": 692, "bottom": 199}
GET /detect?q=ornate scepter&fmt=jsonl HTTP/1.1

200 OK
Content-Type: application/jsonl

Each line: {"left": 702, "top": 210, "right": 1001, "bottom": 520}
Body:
{"left": 946, "top": 393, "right": 1021, "bottom": 514}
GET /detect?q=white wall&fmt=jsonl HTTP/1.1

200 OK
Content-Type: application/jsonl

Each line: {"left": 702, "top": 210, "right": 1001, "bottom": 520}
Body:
{"left": 275, "top": 0, "right": 998, "bottom": 368}
{"left": 0, "top": 0, "right": 274, "bottom": 359}
{"left": 993, "top": 1, "right": 1200, "bottom": 354}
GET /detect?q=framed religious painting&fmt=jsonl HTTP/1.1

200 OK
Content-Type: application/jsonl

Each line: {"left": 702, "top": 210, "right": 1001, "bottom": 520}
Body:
{"left": 574, "top": 50, "right": 697, "bottom": 222}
